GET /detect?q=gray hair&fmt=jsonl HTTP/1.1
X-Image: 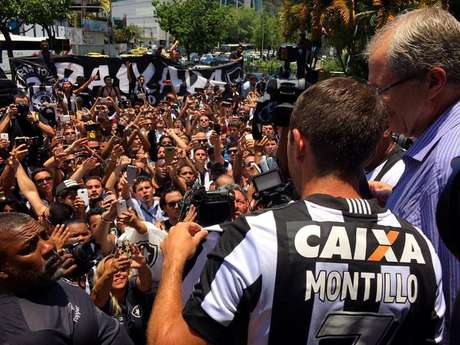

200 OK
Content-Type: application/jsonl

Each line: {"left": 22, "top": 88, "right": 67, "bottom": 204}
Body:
{"left": 367, "top": 7, "right": 460, "bottom": 84}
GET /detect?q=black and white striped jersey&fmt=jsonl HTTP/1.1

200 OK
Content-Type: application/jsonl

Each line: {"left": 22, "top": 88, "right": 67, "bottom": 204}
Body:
{"left": 183, "top": 194, "right": 445, "bottom": 345}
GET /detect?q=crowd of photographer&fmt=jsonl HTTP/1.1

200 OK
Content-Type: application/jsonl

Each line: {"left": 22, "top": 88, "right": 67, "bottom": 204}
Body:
{"left": 0, "top": 64, "right": 278, "bottom": 344}
{"left": 3, "top": 5, "right": 460, "bottom": 345}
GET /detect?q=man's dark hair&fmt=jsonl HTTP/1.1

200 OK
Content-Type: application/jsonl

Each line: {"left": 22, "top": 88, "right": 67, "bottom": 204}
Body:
{"left": 290, "top": 77, "right": 387, "bottom": 177}
{"left": 133, "top": 176, "right": 153, "bottom": 192}
{"left": 31, "top": 167, "right": 53, "bottom": 182}
{"left": 159, "top": 188, "right": 183, "bottom": 210}
{"left": 48, "top": 202, "right": 75, "bottom": 225}
{"left": 86, "top": 207, "right": 104, "bottom": 223}
{"left": 14, "top": 93, "right": 29, "bottom": 102}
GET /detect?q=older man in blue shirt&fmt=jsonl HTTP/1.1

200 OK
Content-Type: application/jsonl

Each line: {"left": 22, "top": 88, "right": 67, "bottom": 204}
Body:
{"left": 367, "top": 7, "right": 460, "bottom": 337}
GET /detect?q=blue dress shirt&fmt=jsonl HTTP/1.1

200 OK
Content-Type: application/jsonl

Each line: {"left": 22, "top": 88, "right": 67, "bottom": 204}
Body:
{"left": 387, "top": 100, "right": 460, "bottom": 322}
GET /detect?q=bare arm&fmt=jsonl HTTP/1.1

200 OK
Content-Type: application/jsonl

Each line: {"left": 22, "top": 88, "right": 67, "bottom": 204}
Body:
{"left": 166, "top": 129, "right": 188, "bottom": 151}
{"left": 74, "top": 75, "right": 96, "bottom": 95}
{"left": 0, "top": 111, "right": 11, "bottom": 133}
{"left": 16, "top": 163, "right": 48, "bottom": 216}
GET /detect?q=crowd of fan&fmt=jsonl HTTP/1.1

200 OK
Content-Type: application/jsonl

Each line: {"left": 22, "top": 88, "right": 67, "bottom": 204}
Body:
{"left": 0, "top": 74, "right": 275, "bottom": 344}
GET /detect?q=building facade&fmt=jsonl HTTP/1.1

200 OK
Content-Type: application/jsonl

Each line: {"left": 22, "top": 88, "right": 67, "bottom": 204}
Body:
{"left": 112, "top": 0, "right": 170, "bottom": 48}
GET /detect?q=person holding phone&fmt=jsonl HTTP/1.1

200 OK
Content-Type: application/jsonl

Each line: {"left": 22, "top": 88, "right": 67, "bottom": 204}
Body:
{"left": 92, "top": 246, "right": 152, "bottom": 345}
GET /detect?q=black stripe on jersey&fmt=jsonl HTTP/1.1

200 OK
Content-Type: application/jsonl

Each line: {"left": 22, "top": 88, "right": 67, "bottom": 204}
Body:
{"left": 268, "top": 201, "right": 314, "bottom": 345}
{"left": 343, "top": 262, "right": 381, "bottom": 312}
{"left": 342, "top": 212, "right": 379, "bottom": 225}
{"left": 183, "top": 276, "right": 262, "bottom": 345}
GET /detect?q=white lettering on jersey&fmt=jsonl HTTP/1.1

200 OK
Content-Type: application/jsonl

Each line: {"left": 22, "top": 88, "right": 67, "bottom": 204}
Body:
{"left": 294, "top": 225, "right": 426, "bottom": 264}
{"left": 400, "top": 234, "right": 426, "bottom": 264}
{"left": 295, "top": 225, "right": 320, "bottom": 258}
{"left": 305, "top": 270, "right": 419, "bottom": 304}
{"left": 321, "top": 226, "right": 353, "bottom": 260}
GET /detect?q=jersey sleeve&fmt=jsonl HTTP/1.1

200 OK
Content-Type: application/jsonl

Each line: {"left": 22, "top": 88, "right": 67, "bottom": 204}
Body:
{"left": 183, "top": 217, "right": 262, "bottom": 344}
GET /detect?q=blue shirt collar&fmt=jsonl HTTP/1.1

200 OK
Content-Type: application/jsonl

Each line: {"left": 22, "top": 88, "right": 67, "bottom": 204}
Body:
{"left": 405, "top": 100, "right": 460, "bottom": 162}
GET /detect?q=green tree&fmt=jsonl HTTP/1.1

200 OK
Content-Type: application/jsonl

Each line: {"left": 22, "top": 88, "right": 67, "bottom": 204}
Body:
{"left": 22, "top": 0, "right": 72, "bottom": 51}
{"left": 0, "top": 0, "right": 25, "bottom": 58}
{"left": 252, "top": 11, "right": 283, "bottom": 54}
{"left": 225, "top": 6, "right": 258, "bottom": 44}
{"left": 153, "top": 0, "right": 231, "bottom": 57}
{"left": 113, "top": 24, "right": 142, "bottom": 46}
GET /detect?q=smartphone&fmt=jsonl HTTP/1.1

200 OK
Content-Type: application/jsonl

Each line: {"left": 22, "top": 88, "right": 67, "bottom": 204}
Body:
{"left": 164, "top": 147, "right": 175, "bottom": 164}
{"left": 245, "top": 134, "right": 254, "bottom": 141}
{"left": 117, "top": 199, "right": 128, "bottom": 216}
{"left": 212, "top": 122, "right": 221, "bottom": 135}
{"left": 77, "top": 188, "right": 89, "bottom": 207}
{"left": 116, "top": 124, "right": 125, "bottom": 137}
{"left": 61, "top": 114, "right": 71, "bottom": 124}
{"left": 14, "top": 136, "right": 30, "bottom": 146}
{"left": 126, "top": 165, "right": 137, "bottom": 185}
{"left": 0, "top": 133, "right": 8, "bottom": 141}
{"left": 85, "top": 123, "right": 99, "bottom": 141}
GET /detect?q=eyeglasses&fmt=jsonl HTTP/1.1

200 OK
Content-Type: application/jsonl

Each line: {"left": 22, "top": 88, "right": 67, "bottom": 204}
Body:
{"left": 228, "top": 150, "right": 238, "bottom": 154}
{"left": 373, "top": 74, "right": 421, "bottom": 95}
{"left": 35, "top": 176, "right": 52, "bottom": 184}
{"left": 244, "top": 161, "right": 255, "bottom": 168}
{"left": 65, "top": 131, "right": 76, "bottom": 135}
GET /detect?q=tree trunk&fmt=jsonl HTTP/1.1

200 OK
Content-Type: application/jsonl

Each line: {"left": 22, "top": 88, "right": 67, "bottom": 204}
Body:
{"left": 0, "top": 27, "right": 16, "bottom": 79}
{"left": 0, "top": 27, "right": 14, "bottom": 59}
{"left": 44, "top": 26, "right": 55, "bottom": 52}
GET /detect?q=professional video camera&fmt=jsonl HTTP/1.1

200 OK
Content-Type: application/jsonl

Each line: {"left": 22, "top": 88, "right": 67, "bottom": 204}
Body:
{"left": 179, "top": 182, "right": 234, "bottom": 227}
{"left": 252, "top": 157, "right": 298, "bottom": 208}
{"left": 252, "top": 43, "right": 318, "bottom": 140}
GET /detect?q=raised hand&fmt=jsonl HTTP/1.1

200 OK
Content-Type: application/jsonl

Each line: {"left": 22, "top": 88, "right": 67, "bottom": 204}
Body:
{"left": 50, "top": 224, "right": 70, "bottom": 250}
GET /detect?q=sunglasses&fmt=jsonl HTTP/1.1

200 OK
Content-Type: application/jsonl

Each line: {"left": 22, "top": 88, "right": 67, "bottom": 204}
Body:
{"left": 35, "top": 176, "right": 53, "bottom": 184}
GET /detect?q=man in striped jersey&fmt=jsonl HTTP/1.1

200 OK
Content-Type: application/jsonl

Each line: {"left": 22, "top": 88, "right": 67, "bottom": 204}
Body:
{"left": 148, "top": 78, "right": 445, "bottom": 345}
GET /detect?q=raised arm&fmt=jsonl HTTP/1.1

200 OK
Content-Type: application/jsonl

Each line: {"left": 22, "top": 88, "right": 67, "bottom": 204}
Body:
{"left": 16, "top": 163, "right": 48, "bottom": 216}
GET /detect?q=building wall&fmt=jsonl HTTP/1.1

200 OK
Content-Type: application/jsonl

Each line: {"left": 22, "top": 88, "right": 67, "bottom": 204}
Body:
{"left": 112, "top": 0, "right": 169, "bottom": 46}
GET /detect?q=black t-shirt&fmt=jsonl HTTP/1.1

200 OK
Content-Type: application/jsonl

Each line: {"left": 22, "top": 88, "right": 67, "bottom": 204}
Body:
{"left": 101, "top": 277, "right": 152, "bottom": 345}
{"left": 6, "top": 112, "right": 48, "bottom": 141}
{"left": 0, "top": 279, "right": 133, "bottom": 345}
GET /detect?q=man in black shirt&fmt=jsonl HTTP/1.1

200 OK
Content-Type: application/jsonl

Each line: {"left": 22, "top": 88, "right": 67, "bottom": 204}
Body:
{"left": 0, "top": 212, "right": 133, "bottom": 345}
{"left": 0, "top": 94, "right": 55, "bottom": 140}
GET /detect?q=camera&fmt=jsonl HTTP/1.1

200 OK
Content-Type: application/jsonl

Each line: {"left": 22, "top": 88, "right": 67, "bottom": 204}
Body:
{"left": 16, "top": 103, "right": 29, "bottom": 117}
{"left": 179, "top": 184, "right": 234, "bottom": 227}
{"left": 64, "top": 239, "right": 99, "bottom": 277}
{"left": 252, "top": 43, "right": 319, "bottom": 140}
{"left": 252, "top": 169, "right": 297, "bottom": 209}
